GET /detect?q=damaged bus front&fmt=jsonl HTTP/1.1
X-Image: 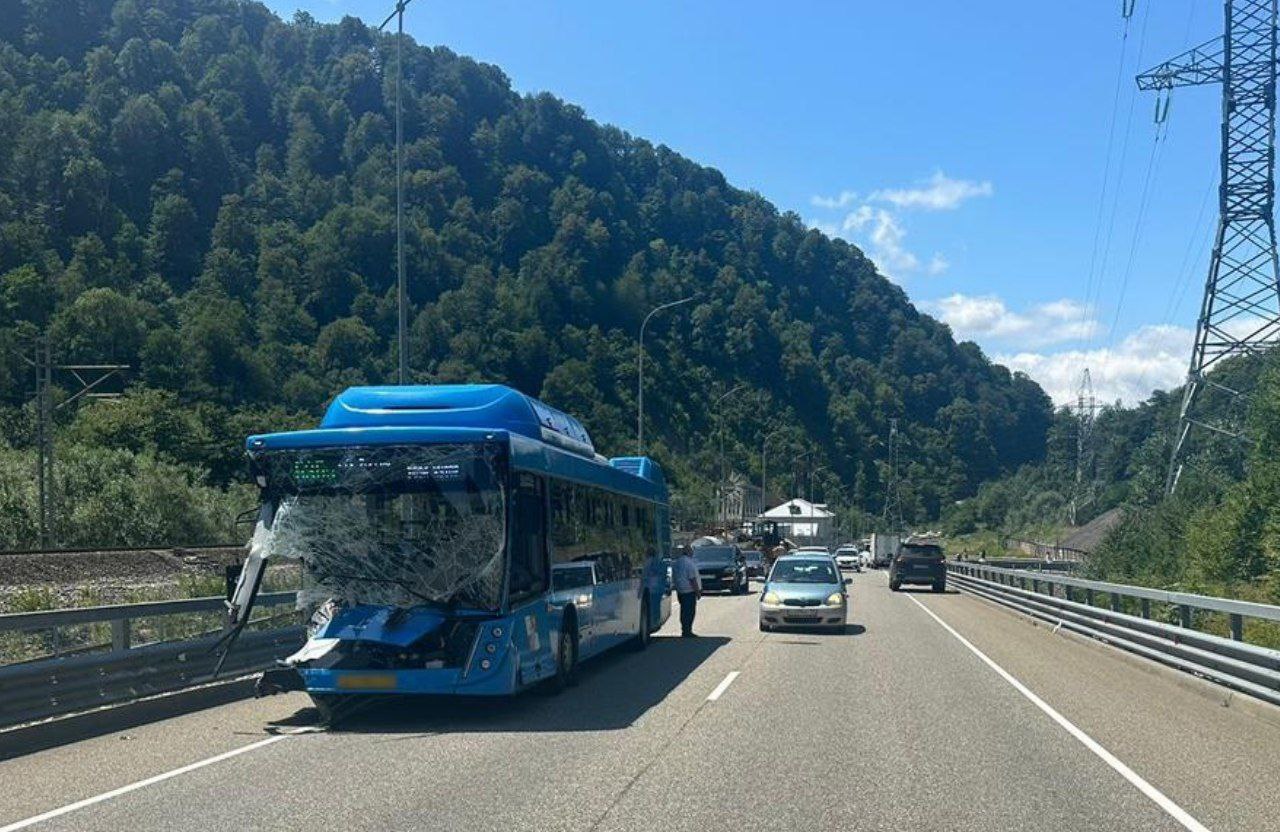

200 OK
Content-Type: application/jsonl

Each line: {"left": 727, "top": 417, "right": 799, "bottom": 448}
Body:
{"left": 225, "top": 385, "right": 671, "bottom": 718}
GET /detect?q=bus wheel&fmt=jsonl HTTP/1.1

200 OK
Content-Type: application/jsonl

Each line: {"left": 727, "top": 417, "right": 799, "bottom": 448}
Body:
{"left": 547, "top": 615, "right": 579, "bottom": 693}
{"left": 630, "top": 596, "right": 651, "bottom": 652}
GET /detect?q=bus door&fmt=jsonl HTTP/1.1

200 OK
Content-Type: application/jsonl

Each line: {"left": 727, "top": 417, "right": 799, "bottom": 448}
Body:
{"left": 589, "top": 553, "right": 623, "bottom": 650}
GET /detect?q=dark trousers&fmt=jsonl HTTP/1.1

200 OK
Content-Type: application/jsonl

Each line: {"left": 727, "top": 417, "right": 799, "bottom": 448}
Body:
{"left": 678, "top": 591, "right": 698, "bottom": 635}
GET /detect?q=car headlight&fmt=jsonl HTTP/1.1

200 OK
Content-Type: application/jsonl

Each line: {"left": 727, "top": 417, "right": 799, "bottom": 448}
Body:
{"left": 825, "top": 592, "right": 844, "bottom": 606}
{"left": 762, "top": 591, "right": 782, "bottom": 606}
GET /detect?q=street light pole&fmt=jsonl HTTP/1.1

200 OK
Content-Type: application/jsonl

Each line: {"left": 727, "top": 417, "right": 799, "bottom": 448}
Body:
{"left": 379, "top": 0, "right": 416, "bottom": 385}
{"left": 761, "top": 426, "right": 787, "bottom": 514}
{"left": 712, "top": 383, "right": 746, "bottom": 526}
{"left": 636, "top": 295, "right": 695, "bottom": 455}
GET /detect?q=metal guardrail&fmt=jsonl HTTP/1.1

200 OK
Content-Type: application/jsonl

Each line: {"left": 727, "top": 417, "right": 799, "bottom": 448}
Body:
{"left": 0, "top": 593, "right": 303, "bottom": 729}
{"left": 947, "top": 562, "right": 1280, "bottom": 707}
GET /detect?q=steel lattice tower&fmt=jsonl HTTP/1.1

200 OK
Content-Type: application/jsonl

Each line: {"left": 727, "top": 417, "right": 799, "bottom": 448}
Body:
{"left": 1137, "top": 0, "right": 1280, "bottom": 492}
{"left": 1070, "top": 369, "right": 1098, "bottom": 525}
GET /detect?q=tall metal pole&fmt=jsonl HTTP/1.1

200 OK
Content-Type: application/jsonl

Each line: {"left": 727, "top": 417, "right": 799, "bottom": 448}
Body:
{"left": 35, "top": 335, "right": 51, "bottom": 548}
{"left": 714, "top": 383, "right": 746, "bottom": 484}
{"left": 395, "top": 5, "right": 407, "bottom": 384}
{"left": 761, "top": 426, "right": 786, "bottom": 514}
{"left": 379, "top": 1, "right": 416, "bottom": 385}
{"left": 636, "top": 295, "right": 695, "bottom": 455}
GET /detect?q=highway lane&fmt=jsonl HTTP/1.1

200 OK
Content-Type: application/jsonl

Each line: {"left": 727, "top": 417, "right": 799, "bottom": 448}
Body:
{"left": 3, "top": 568, "right": 1279, "bottom": 831}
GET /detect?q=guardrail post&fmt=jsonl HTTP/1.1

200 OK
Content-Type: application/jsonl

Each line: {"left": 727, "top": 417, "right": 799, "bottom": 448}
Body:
{"left": 1032, "top": 578, "right": 1040, "bottom": 594}
{"left": 1085, "top": 588, "right": 1094, "bottom": 607}
{"left": 1180, "top": 605, "right": 1192, "bottom": 630}
{"left": 1141, "top": 598, "right": 1150, "bottom": 619}
{"left": 1110, "top": 592, "right": 1121, "bottom": 612}
{"left": 1230, "top": 613, "right": 1244, "bottom": 641}
{"left": 1064, "top": 586, "right": 1073, "bottom": 603}
{"left": 111, "top": 618, "right": 131, "bottom": 652}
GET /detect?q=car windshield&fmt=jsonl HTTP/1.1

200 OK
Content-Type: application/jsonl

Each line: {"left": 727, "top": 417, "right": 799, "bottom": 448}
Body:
{"left": 770, "top": 560, "right": 838, "bottom": 584}
{"left": 695, "top": 546, "right": 736, "bottom": 562}
{"left": 256, "top": 443, "right": 506, "bottom": 610}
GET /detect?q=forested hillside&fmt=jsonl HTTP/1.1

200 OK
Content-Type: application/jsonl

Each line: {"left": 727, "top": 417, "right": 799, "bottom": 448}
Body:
{"left": 946, "top": 353, "right": 1280, "bottom": 603}
{"left": 0, "top": 0, "right": 1052, "bottom": 547}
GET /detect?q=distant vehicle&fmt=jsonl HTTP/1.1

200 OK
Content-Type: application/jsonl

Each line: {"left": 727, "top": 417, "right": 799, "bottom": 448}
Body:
{"left": 694, "top": 545, "right": 749, "bottom": 594}
{"left": 750, "top": 520, "right": 782, "bottom": 549}
{"left": 691, "top": 535, "right": 722, "bottom": 548}
{"left": 834, "top": 544, "right": 861, "bottom": 571}
{"left": 759, "top": 554, "right": 850, "bottom": 631}
{"left": 744, "top": 550, "right": 766, "bottom": 579}
{"left": 889, "top": 540, "right": 947, "bottom": 592}
{"left": 794, "top": 545, "right": 831, "bottom": 555}
{"left": 859, "top": 550, "right": 872, "bottom": 568}
{"left": 870, "top": 533, "right": 902, "bottom": 568}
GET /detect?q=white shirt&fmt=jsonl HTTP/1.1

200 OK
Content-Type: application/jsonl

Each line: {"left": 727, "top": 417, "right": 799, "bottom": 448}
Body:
{"left": 672, "top": 554, "right": 702, "bottom": 594}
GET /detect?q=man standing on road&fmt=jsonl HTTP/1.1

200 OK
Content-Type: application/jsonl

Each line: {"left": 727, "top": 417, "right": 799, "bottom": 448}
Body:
{"left": 672, "top": 545, "right": 702, "bottom": 638}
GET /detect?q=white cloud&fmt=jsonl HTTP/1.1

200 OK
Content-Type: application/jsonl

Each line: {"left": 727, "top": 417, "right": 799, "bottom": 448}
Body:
{"left": 870, "top": 171, "right": 993, "bottom": 211}
{"left": 810, "top": 190, "right": 859, "bottom": 210}
{"left": 925, "top": 293, "right": 1098, "bottom": 348}
{"left": 996, "top": 324, "right": 1193, "bottom": 406}
{"left": 838, "top": 205, "right": 919, "bottom": 277}
{"left": 808, "top": 170, "right": 991, "bottom": 280}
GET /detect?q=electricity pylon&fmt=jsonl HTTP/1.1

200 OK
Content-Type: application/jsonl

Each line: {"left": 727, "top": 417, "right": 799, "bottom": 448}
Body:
{"left": 1137, "top": 0, "right": 1280, "bottom": 493}
{"left": 1070, "top": 368, "right": 1098, "bottom": 525}
{"left": 880, "top": 418, "right": 904, "bottom": 531}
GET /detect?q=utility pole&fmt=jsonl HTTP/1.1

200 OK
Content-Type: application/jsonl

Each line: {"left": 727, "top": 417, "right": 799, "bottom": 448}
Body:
{"left": 34, "top": 335, "right": 52, "bottom": 548}
{"left": 1137, "top": 0, "right": 1280, "bottom": 493}
{"left": 761, "top": 426, "right": 787, "bottom": 513}
{"left": 378, "top": 0, "right": 417, "bottom": 385}
{"left": 22, "top": 335, "right": 128, "bottom": 548}
{"left": 713, "top": 383, "right": 746, "bottom": 525}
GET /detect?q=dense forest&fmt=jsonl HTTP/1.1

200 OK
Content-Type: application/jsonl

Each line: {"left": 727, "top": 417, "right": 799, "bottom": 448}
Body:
{"left": 0, "top": 0, "right": 1054, "bottom": 548}
{"left": 946, "top": 353, "right": 1280, "bottom": 603}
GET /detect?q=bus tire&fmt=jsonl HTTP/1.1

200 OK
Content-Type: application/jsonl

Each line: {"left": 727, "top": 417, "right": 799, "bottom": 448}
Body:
{"left": 547, "top": 612, "right": 579, "bottom": 693}
{"left": 630, "top": 596, "right": 651, "bottom": 652}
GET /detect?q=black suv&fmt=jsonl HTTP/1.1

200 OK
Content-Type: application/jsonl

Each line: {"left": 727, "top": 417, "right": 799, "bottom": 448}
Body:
{"left": 694, "top": 545, "right": 749, "bottom": 594}
{"left": 889, "top": 540, "right": 946, "bottom": 592}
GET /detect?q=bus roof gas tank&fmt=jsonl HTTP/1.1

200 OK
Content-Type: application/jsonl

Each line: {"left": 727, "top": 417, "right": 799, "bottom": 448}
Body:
{"left": 321, "top": 385, "right": 595, "bottom": 459}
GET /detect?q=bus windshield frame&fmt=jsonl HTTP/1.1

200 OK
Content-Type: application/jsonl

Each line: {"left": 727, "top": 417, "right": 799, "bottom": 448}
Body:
{"left": 253, "top": 442, "right": 509, "bottom": 612}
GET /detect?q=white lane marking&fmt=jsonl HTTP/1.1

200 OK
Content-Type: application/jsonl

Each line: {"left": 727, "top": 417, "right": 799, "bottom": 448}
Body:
{"left": 0, "top": 734, "right": 291, "bottom": 832}
{"left": 906, "top": 594, "right": 1211, "bottom": 832}
{"left": 707, "top": 671, "right": 740, "bottom": 701}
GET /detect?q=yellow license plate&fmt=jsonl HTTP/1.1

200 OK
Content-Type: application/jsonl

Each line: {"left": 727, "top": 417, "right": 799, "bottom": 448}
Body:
{"left": 336, "top": 673, "right": 398, "bottom": 690}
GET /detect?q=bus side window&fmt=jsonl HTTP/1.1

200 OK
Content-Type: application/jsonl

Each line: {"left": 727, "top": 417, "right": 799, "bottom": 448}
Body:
{"left": 509, "top": 475, "right": 547, "bottom": 599}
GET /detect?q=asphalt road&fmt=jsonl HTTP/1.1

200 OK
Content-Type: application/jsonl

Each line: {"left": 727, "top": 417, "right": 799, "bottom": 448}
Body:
{"left": 4, "top": 568, "right": 1280, "bottom": 832}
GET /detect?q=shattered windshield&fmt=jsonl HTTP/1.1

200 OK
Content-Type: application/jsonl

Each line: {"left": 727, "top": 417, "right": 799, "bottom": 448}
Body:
{"left": 257, "top": 443, "right": 506, "bottom": 611}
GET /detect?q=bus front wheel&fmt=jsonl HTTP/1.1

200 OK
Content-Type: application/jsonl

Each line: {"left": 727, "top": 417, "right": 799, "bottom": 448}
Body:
{"left": 547, "top": 615, "right": 579, "bottom": 693}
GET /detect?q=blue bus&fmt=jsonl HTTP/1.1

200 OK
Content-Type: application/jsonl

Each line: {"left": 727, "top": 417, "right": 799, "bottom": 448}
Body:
{"left": 226, "top": 384, "right": 672, "bottom": 718}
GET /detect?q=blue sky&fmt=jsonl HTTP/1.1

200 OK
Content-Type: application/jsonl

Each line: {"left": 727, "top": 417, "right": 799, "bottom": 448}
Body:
{"left": 269, "top": 0, "right": 1225, "bottom": 405}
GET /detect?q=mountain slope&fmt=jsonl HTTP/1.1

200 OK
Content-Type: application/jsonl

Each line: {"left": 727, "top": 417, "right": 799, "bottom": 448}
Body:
{"left": 0, "top": 0, "right": 1052, "bottom": 544}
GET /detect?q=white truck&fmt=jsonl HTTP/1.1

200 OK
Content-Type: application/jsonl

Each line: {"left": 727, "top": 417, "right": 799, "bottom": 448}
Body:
{"left": 870, "top": 533, "right": 901, "bottom": 568}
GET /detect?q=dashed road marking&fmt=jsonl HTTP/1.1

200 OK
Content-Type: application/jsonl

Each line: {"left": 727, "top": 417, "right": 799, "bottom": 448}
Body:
{"left": 707, "top": 671, "right": 740, "bottom": 701}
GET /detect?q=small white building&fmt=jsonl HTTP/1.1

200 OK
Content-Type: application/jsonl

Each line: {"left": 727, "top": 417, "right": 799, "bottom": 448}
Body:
{"left": 759, "top": 498, "right": 836, "bottom": 545}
